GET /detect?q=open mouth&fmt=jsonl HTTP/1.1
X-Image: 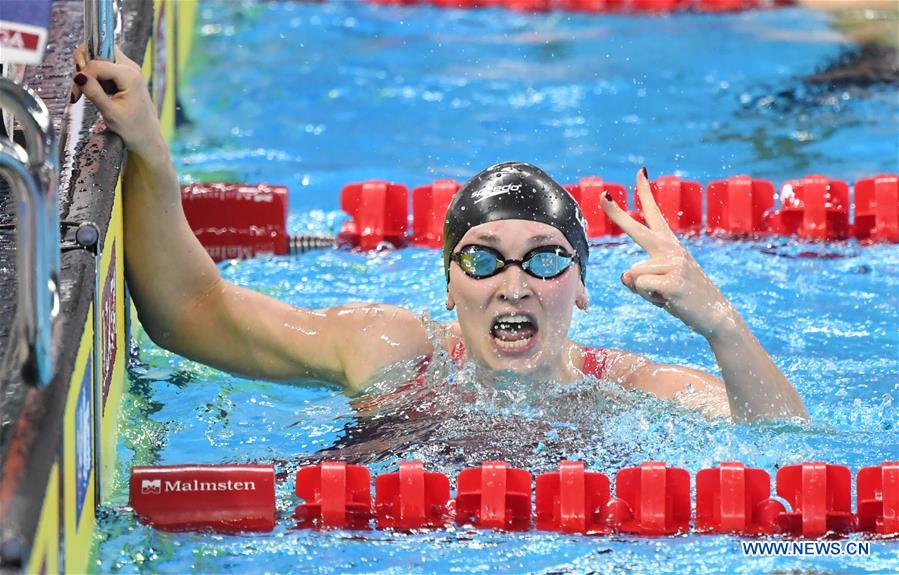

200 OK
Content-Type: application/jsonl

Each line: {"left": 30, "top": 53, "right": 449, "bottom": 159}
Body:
{"left": 490, "top": 313, "right": 538, "bottom": 352}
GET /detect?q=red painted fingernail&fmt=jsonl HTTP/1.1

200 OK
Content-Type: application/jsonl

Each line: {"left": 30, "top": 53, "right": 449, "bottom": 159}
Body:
{"left": 74, "top": 73, "right": 88, "bottom": 86}
{"left": 604, "top": 191, "right": 613, "bottom": 202}
{"left": 641, "top": 166, "right": 649, "bottom": 179}
{"left": 70, "top": 92, "right": 76, "bottom": 104}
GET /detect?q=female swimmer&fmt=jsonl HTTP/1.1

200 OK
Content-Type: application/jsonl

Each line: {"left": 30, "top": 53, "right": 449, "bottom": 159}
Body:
{"left": 70, "top": 47, "right": 807, "bottom": 423}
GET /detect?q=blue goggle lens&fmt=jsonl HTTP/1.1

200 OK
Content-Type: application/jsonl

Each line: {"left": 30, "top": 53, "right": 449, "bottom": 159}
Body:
{"left": 458, "top": 249, "right": 501, "bottom": 277}
{"left": 522, "top": 251, "right": 573, "bottom": 278}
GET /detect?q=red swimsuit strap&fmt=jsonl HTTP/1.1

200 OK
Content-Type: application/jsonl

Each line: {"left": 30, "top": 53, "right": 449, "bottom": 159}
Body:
{"left": 581, "top": 347, "right": 609, "bottom": 380}
{"left": 451, "top": 340, "right": 465, "bottom": 363}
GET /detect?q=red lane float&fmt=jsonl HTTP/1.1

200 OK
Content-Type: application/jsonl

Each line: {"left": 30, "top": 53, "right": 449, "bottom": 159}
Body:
{"left": 696, "top": 0, "right": 766, "bottom": 12}
{"left": 129, "top": 465, "right": 276, "bottom": 532}
{"left": 566, "top": 177, "right": 626, "bottom": 237}
{"left": 375, "top": 461, "right": 451, "bottom": 529}
{"left": 455, "top": 461, "right": 532, "bottom": 530}
{"left": 429, "top": 0, "right": 485, "bottom": 8}
{"left": 606, "top": 461, "right": 691, "bottom": 534}
{"left": 366, "top": 0, "right": 780, "bottom": 13}
{"left": 706, "top": 175, "right": 775, "bottom": 236}
{"left": 764, "top": 175, "right": 851, "bottom": 241}
{"left": 695, "top": 461, "right": 784, "bottom": 535}
{"left": 295, "top": 461, "right": 374, "bottom": 529}
{"left": 557, "top": 0, "right": 623, "bottom": 13}
{"left": 339, "top": 180, "right": 409, "bottom": 250}
{"left": 629, "top": 0, "right": 688, "bottom": 12}
{"left": 857, "top": 461, "right": 899, "bottom": 535}
{"left": 180, "top": 182, "right": 336, "bottom": 262}
{"left": 412, "top": 179, "right": 460, "bottom": 247}
{"left": 505, "top": 0, "right": 552, "bottom": 12}
{"left": 535, "top": 460, "right": 612, "bottom": 533}
{"left": 181, "top": 183, "right": 290, "bottom": 261}
{"left": 775, "top": 462, "right": 854, "bottom": 538}
{"left": 635, "top": 176, "right": 703, "bottom": 233}
{"left": 854, "top": 174, "right": 899, "bottom": 242}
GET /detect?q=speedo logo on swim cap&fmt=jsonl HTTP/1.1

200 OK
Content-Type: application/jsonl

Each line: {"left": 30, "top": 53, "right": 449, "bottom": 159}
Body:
{"left": 470, "top": 183, "right": 522, "bottom": 204}
{"left": 576, "top": 210, "right": 587, "bottom": 234}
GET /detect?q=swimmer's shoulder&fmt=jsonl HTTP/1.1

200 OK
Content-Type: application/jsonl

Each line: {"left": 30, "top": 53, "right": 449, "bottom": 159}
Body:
{"left": 574, "top": 344, "right": 650, "bottom": 387}
{"left": 330, "top": 304, "right": 436, "bottom": 389}
{"left": 578, "top": 345, "right": 730, "bottom": 417}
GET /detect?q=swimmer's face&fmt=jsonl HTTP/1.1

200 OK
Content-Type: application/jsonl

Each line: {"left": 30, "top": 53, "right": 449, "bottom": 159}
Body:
{"left": 447, "top": 219, "right": 587, "bottom": 375}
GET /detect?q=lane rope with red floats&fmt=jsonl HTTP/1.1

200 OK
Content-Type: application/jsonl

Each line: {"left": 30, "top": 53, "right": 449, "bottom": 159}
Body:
{"left": 365, "top": 0, "right": 794, "bottom": 15}
{"left": 129, "top": 460, "right": 899, "bottom": 537}
{"left": 180, "top": 173, "right": 899, "bottom": 262}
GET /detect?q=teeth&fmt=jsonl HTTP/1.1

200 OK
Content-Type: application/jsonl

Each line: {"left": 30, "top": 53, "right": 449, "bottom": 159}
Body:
{"left": 495, "top": 313, "right": 531, "bottom": 325}
{"left": 491, "top": 313, "right": 536, "bottom": 352}
{"left": 492, "top": 334, "right": 533, "bottom": 350}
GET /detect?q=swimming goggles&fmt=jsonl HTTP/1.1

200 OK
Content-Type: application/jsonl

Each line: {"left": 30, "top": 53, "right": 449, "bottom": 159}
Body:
{"left": 451, "top": 244, "right": 579, "bottom": 280}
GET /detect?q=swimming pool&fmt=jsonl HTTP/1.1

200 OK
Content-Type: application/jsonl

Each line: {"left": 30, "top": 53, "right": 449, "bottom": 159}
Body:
{"left": 98, "top": 1, "right": 897, "bottom": 573}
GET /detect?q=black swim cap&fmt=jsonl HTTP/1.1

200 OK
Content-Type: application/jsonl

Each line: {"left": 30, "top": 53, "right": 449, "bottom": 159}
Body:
{"left": 443, "top": 161, "right": 588, "bottom": 284}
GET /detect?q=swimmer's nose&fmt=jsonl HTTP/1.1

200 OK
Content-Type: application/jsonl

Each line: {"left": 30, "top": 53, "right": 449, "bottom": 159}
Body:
{"left": 496, "top": 265, "right": 533, "bottom": 303}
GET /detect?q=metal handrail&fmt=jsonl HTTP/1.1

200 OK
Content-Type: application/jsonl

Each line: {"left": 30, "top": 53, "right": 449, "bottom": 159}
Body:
{"left": 0, "top": 78, "right": 60, "bottom": 388}
{"left": 84, "top": 0, "right": 117, "bottom": 62}
{"left": 83, "top": 0, "right": 119, "bottom": 507}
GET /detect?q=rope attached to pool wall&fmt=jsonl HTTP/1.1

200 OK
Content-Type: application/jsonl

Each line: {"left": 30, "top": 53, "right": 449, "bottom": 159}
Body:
{"left": 128, "top": 460, "right": 898, "bottom": 537}
{"left": 366, "top": 0, "right": 794, "bottom": 15}
{"left": 180, "top": 173, "right": 899, "bottom": 262}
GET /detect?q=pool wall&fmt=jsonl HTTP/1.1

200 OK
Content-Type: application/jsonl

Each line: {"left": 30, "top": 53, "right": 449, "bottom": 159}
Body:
{"left": 0, "top": 1, "right": 197, "bottom": 573}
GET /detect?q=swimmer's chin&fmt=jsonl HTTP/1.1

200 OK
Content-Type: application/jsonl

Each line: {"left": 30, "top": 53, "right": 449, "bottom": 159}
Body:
{"left": 479, "top": 354, "right": 548, "bottom": 379}
{"left": 479, "top": 348, "right": 546, "bottom": 374}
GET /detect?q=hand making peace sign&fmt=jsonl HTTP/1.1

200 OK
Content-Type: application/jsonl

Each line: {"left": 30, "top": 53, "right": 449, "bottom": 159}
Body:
{"left": 600, "top": 168, "right": 736, "bottom": 341}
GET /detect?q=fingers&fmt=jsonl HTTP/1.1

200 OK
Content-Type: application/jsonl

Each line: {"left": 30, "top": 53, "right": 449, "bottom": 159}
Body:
{"left": 74, "top": 46, "right": 87, "bottom": 70}
{"left": 71, "top": 46, "right": 86, "bottom": 103}
{"left": 83, "top": 58, "right": 134, "bottom": 86}
{"left": 635, "top": 167, "right": 670, "bottom": 234}
{"left": 622, "top": 259, "right": 676, "bottom": 299}
{"left": 633, "top": 274, "right": 670, "bottom": 307}
{"left": 600, "top": 192, "right": 660, "bottom": 255}
{"left": 71, "top": 45, "right": 141, "bottom": 104}
{"left": 71, "top": 57, "right": 139, "bottom": 104}
{"left": 113, "top": 46, "right": 142, "bottom": 71}
{"left": 74, "top": 43, "right": 137, "bottom": 70}
{"left": 72, "top": 71, "right": 110, "bottom": 108}
{"left": 629, "top": 258, "right": 677, "bottom": 277}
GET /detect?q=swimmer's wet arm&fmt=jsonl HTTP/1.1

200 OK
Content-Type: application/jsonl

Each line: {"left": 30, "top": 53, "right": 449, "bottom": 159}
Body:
{"left": 605, "top": 351, "right": 732, "bottom": 419}
{"left": 600, "top": 169, "right": 808, "bottom": 423}
{"left": 73, "top": 48, "right": 430, "bottom": 387}
{"left": 69, "top": 47, "right": 224, "bottom": 352}
{"left": 608, "top": 310, "right": 807, "bottom": 423}
{"left": 132, "top": 267, "right": 427, "bottom": 387}
{"left": 702, "top": 312, "right": 809, "bottom": 423}
{"left": 613, "top": 310, "right": 808, "bottom": 423}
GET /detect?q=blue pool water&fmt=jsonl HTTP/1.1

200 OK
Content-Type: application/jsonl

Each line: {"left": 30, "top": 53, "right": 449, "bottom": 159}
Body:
{"left": 98, "top": 1, "right": 898, "bottom": 573}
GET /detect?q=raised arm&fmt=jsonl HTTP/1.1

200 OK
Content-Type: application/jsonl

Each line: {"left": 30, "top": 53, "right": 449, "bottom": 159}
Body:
{"left": 599, "top": 168, "right": 808, "bottom": 423}
{"left": 71, "top": 48, "right": 429, "bottom": 388}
